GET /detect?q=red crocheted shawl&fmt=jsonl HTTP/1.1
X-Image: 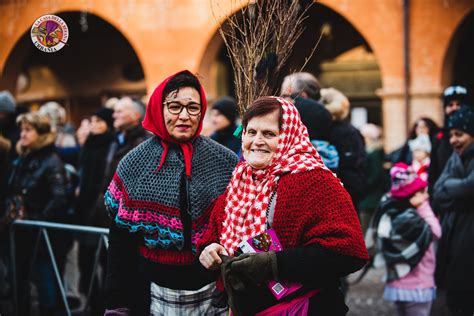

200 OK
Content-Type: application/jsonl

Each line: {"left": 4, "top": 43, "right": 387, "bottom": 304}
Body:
{"left": 202, "top": 168, "right": 369, "bottom": 261}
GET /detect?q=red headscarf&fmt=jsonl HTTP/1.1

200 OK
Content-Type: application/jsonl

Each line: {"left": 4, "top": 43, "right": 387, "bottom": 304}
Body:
{"left": 220, "top": 97, "right": 332, "bottom": 254}
{"left": 142, "top": 70, "right": 207, "bottom": 178}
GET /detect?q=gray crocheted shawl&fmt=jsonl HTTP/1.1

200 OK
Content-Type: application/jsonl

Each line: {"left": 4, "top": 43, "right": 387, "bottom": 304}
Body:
{"left": 105, "top": 136, "right": 238, "bottom": 252}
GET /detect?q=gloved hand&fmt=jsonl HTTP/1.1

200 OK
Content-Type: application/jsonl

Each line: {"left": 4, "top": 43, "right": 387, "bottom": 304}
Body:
{"left": 230, "top": 251, "right": 278, "bottom": 286}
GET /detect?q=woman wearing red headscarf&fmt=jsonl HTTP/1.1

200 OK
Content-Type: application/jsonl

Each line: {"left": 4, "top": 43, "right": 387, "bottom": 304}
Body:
{"left": 199, "top": 97, "right": 368, "bottom": 315}
{"left": 103, "top": 71, "right": 238, "bottom": 315}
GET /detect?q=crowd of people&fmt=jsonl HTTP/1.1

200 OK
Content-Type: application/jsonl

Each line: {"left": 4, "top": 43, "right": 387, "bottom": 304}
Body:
{"left": 0, "top": 69, "right": 472, "bottom": 316}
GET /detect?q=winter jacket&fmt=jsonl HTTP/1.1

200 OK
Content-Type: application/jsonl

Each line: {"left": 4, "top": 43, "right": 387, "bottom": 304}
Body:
{"left": 7, "top": 133, "right": 68, "bottom": 221}
{"left": 433, "top": 142, "right": 474, "bottom": 291}
{"left": 77, "top": 132, "right": 115, "bottom": 225}
{"left": 328, "top": 121, "right": 367, "bottom": 210}
{"left": 428, "top": 130, "right": 452, "bottom": 197}
{"left": 359, "top": 145, "right": 387, "bottom": 212}
{"left": 93, "top": 125, "right": 148, "bottom": 228}
{"left": 210, "top": 124, "right": 241, "bottom": 154}
{"left": 387, "top": 201, "right": 441, "bottom": 290}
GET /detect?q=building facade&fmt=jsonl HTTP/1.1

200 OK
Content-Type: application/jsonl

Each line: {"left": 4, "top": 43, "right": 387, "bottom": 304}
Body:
{"left": 0, "top": 0, "right": 473, "bottom": 150}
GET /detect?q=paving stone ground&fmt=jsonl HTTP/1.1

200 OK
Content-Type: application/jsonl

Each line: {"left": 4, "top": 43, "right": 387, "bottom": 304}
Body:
{"left": 346, "top": 267, "right": 395, "bottom": 316}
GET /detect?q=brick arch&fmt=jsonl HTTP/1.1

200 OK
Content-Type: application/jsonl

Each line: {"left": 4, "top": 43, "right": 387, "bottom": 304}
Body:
{"left": 197, "top": 0, "right": 385, "bottom": 99}
{"left": 0, "top": 5, "right": 147, "bottom": 90}
{"left": 441, "top": 9, "right": 474, "bottom": 88}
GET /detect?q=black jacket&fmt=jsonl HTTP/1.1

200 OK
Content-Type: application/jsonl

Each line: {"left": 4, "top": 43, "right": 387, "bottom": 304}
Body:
{"left": 77, "top": 132, "right": 115, "bottom": 225}
{"left": 7, "top": 135, "right": 68, "bottom": 221}
{"left": 433, "top": 142, "right": 474, "bottom": 291}
{"left": 210, "top": 124, "right": 241, "bottom": 154}
{"left": 428, "top": 130, "right": 453, "bottom": 197}
{"left": 328, "top": 121, "right": 367, "bottom": 210}
{"left": 93, "top": 125, "right": 148, "bottom": 227}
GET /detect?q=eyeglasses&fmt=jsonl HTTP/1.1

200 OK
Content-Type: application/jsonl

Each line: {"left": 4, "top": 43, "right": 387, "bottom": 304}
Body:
{"left": 164, "top": 101, "right": 201, "bottom": 116}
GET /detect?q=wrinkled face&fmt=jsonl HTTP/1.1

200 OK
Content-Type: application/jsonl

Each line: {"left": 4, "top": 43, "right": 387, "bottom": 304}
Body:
{"left": 449, "top": 129, "right": 474, "bottom": 155}
{"left": 445, "top": 100, "right": 462, "bottom": 115}
{"left": 113, "top": 101, "right": 140, "bottom": 131}
{"left": 210, "top": 109, "right": 231, "bottom": 131}
{"left": 163, "top": 87, "right": 201, "bottom": 142}
{"left": 90, "top": 115, "right": 108, "bottom": 135}
{"left": 19, "top": 122, "right": 39, "bottom": 148}
{"left": 415, "top": 120, "right": 429, "bottom": 136}
{"left": 242, "top": 110, "right": 280, "bottom": 169}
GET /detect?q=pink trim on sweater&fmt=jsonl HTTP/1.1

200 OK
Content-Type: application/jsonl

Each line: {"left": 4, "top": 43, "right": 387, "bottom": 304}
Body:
{"left": 388, "top": 201, "right": 441, "bottom": 289}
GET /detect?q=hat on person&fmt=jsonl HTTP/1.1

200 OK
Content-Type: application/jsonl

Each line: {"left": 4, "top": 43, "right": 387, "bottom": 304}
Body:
{"left": 93, "top": 107, "right": 114, "bottom": 130}
{"left": 0, "top": 91, "right": 16, "bottom": 113}
{"left": 408, "top": 134, "right": 431, "bottom": 153}
{"left": 212, "top": 96, "right": 238, "bottom": 123}
{"left": 443, "top": 85, "right": 468, "bottom": 106}
{"left": 447, "top": 105, "right": 474, "bottom": 137}
{"left": 390, "top": 162, "right": 427, "bottom": 198}
{"left": 293, "top": 96, "right": 332, "bottom": 141}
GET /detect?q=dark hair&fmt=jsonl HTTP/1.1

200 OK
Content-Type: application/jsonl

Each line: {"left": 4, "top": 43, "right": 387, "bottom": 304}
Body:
{"left": 408, "top": 117, "right": 439, "bottom": 140}
{"left": 242, "top": 97, "right": 282, "bottom": 130}
{"left": 162, "top": 72, "right": 202, "bottom": 103}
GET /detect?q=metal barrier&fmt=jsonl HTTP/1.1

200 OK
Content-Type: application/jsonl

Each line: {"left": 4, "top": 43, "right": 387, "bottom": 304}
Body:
{"left": 9, "top": 219, "right": 109, "bottom": 316}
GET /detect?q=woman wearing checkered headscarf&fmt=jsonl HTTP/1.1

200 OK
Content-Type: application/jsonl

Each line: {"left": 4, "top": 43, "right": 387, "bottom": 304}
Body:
{"left": 199, "top": 97, "right": 368, "bottom": 315}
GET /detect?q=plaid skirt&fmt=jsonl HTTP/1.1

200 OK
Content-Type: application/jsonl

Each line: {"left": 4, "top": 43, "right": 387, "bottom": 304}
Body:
{"left": 150, "top": 282, "right": 228, "bottom": 315}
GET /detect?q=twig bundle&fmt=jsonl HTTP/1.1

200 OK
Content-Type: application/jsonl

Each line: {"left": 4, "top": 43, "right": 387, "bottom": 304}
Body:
{"left": 215, "top": 0, "right": 313, "bottom": 115}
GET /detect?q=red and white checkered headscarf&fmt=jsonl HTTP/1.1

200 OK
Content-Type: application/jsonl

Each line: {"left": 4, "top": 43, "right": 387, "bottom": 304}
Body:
{"left": 220, "top": 97, "right": 329, "bottom": 254}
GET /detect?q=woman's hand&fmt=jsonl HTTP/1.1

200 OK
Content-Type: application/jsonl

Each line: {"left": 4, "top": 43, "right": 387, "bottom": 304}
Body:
{"left": 199, "top": 243, "right": 229, "bottom": 270}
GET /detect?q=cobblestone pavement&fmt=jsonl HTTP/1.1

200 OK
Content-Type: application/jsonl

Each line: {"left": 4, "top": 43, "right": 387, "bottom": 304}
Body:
{"left": 346, "top": 267, "right": 395, "bottom": 316}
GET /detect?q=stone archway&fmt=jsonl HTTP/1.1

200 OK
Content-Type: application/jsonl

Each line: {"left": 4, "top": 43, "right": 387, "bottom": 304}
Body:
{"left": 1, "top": 11, "right": 146, "bottom": 125}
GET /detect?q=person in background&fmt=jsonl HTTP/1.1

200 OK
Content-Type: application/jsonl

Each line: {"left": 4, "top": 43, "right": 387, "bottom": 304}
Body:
{"left": 104, "top": 70, "right": 237, "bottom": 315}
{"left": 76, "top": 108, "right": 115, "bottom": 314}
{"left": 428, "top": 85, "right": 470, "bottom": 197}
{"left": 432, "top": 105, "right": 474, "bottom": 316}
{"left": 292, "top": 96, "right": 338, "bottom": 172}
{"left": 210, "top": 96, "right": 241, "bottom": 154}
{"left": 408, "top": 134, "right": 431, "bottom": 181}
{"left": 279, "top": 73, "right": 338, "bottom": 171}
{"left": 200, "top": 97, "right": 368, "bottom": 316}
{"left": 39, "top": 101, "right": 80, "bottom": 168}
{"left": 367, "top": 163, "right": 440, "bottom": 316}
{"left": 280, "top": 72, "right": 322, "bottom": 101}
{"left": 388, "top": 118, "right": 439, "bottom": 165}
{"left": 359, "top": 123, "right": 387, "bottom": 233}
{"left": 76, "top": 117, "right": 91, "bottom": 147}
{"left": 6, "top": 112, "right": 70, "bottom": 315}
{"left": 320, "top": 87, "right": 367, "bottom": 212}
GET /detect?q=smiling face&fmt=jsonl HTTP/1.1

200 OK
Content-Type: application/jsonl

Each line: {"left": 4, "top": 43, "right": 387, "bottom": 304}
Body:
{"left": 242, "top": 110, "right": 280, "bottom": 169}
{"left": 449, "top": 128, "right": 474, "bottom": 155}
{"left": 90, "top": 115, "right": 108, "bottom": 135}
{"left": 163, "top": 87, "right": 201, "bottom": 142}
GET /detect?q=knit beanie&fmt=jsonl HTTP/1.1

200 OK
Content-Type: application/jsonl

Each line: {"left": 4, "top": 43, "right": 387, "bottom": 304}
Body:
{"left": 447, "top": 105, "right": 474, "bottom": 137}
{"left": 443, "top": 85, "right": 468, "bottom": 107}
{"left": 212, "top": 96, "right": 238, "bottom": 123}
{"left": 390, "top": 162, "right": 427, "bottom": 198}
{"left": 93, "top": 107, "right": 114, "bottom": 130}
{"left": 0, "top": 91, "right": 15, "bottom": 113}
{"left": 408, "top": 134, "right": 431, "bottom": 153}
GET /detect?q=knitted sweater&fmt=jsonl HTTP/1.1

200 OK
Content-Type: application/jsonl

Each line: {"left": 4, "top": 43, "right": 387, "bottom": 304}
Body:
{"left": 200, "top": 168, "right": 369, "bottom": 314}
{"left": 104, "top": 136, "right": 238, "bottom": 310}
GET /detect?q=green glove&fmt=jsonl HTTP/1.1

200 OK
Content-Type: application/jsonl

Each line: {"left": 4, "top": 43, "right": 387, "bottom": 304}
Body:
{"left": 230, "top": 251, "right": 278, "bottom": 286}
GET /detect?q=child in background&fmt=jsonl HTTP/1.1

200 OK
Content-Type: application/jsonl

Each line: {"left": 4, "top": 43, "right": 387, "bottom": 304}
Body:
{"left": 408, "top": 134, "right": 431, "bottom": 181}
{"left": 367, "top": 163, "right": 441, "bottom": 316}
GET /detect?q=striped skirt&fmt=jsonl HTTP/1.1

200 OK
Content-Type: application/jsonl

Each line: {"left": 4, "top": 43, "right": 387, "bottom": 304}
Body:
{"left": 150, "top": 282, "right": 229, "bottom": 315}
